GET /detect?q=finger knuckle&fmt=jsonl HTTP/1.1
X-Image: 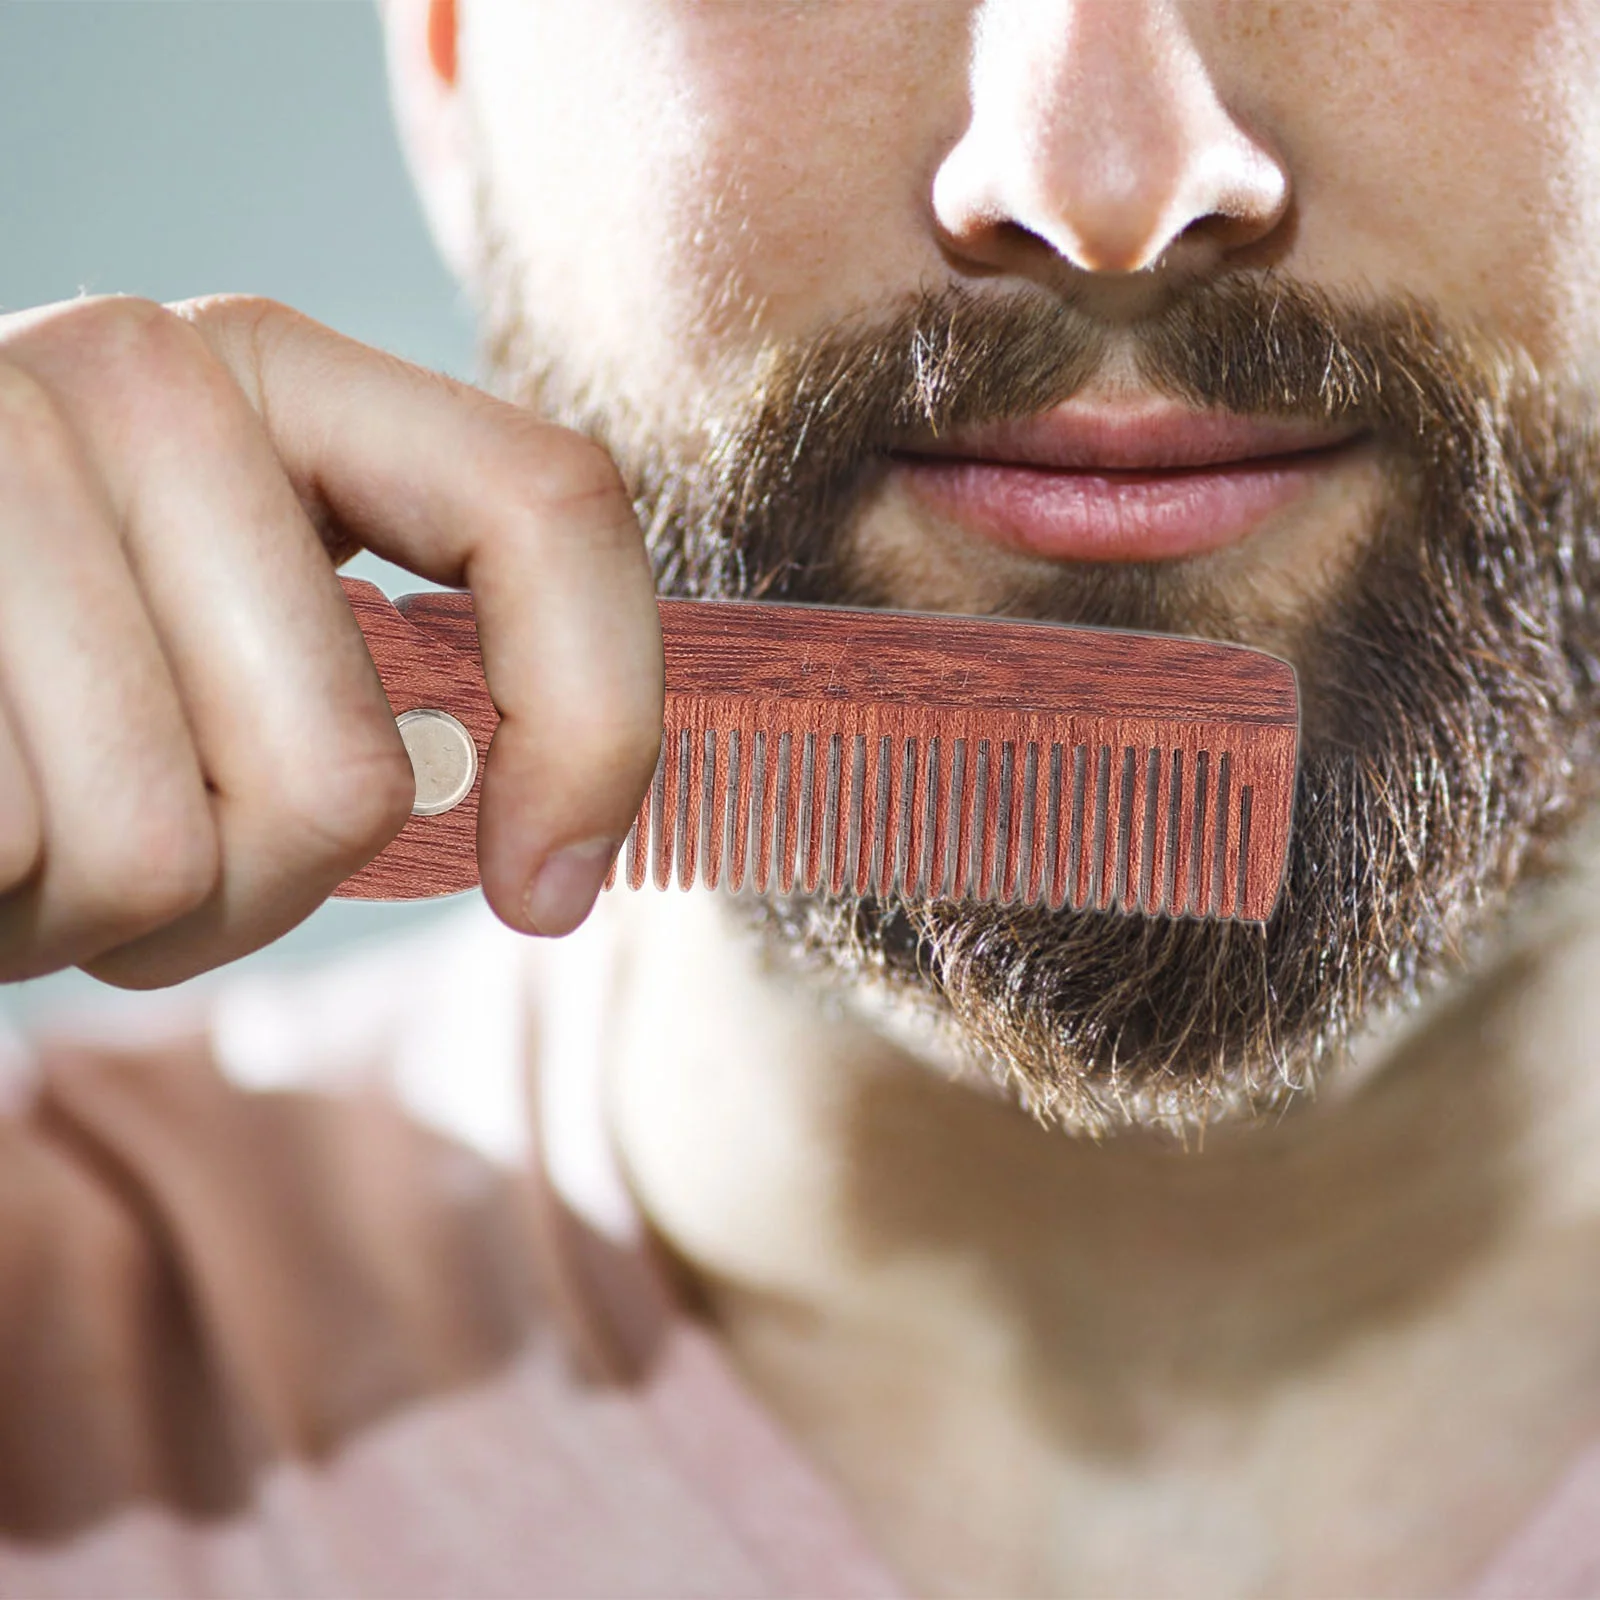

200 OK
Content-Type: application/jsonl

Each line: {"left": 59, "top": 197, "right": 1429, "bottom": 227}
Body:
{"left": 0, "top": 298, "right": 262, "bottom": 467}
{"left": 170, "top": 292, "right": 296, "bottom": 332}
{"left": 48, "top": 295, "right": 202, "bottom": 381}
{"left": 513, "top": 424, "right": 635, "bottom": 522}
{"left": 260, "top": 731, "right": 417, "bottom": 873}
{"left": 83, "top": 803, "right": 221, "bottom": 933}
{"left": 168, "top": 295, "right": 325, "bottom": 419}
{"left": 16, "top": 296, "right": 240, "bottom": 439}
{"left": 0, "top": 358, "right": 73, "bottom": 474}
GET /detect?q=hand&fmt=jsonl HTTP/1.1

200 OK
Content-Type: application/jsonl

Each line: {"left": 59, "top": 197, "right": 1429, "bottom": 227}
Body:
{"left": 0, "top": 295, "right": 664, "bottom": 987}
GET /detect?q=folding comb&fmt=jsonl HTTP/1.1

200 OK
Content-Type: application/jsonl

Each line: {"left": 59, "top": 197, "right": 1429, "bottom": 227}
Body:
{"left": 335, "top": 577, "right": 1299, "bottom": 922}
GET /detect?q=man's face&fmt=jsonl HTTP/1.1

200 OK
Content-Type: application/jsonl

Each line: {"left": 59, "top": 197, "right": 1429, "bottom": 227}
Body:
{"left": 438, "top": 0, "right": 1600, "bottom": 1132}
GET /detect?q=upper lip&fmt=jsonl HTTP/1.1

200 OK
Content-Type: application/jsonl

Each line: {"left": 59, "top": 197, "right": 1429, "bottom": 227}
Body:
{"left": 897, "top": 400, "right": 1365, "bottom": 473}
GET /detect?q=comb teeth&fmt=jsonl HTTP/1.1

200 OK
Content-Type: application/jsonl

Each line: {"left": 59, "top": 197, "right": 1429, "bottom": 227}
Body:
{"left": 604, "top": 707, "right": 1280, "bottom": 921}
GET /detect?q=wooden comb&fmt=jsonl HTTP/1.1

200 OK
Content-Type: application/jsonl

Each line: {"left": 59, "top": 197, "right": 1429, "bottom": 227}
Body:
{"left": 335, "top": 577, "right": 1298, "bottom": 922}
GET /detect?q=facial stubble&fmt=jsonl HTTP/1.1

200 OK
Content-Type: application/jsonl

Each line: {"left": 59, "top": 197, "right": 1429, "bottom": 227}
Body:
{"left": 480, "top": 262, "right": 1600, "bottom": 1135}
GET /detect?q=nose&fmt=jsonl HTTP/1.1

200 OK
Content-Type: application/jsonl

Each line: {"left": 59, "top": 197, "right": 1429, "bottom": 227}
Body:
{"left": 931, "top": 0, "right": 1290, "bottom": 281}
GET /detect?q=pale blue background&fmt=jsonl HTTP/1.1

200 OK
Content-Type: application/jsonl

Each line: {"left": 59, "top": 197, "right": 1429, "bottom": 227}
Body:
{"left": 0, "top": 1, "right": 482, "bottom": 1022}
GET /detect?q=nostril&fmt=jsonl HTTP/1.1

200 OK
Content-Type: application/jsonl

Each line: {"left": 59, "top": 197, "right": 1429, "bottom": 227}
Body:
{"left": 1180, "top": 193, "right": 1298, "bottom": 271}
{"left": 928, "top": 4, "right": 1292, "bottom": 290}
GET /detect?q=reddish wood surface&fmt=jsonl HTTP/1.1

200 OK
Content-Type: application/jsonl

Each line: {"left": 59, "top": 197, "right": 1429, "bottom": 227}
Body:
{"left": 335, "top": 582, "right": 1300, "bottom": 923}
{"left": 335, "top": 580, "right": 498, "bottom": 900}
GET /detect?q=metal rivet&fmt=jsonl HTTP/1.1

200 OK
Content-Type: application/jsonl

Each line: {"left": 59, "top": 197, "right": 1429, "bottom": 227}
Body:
{"left": 397, "top": 708, "right": 478, "bottom": 817}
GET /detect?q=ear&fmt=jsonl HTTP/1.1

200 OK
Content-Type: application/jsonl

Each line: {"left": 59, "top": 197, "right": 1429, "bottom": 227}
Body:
{"left": 382, "top": 0, "right": 477, "bottom": 283}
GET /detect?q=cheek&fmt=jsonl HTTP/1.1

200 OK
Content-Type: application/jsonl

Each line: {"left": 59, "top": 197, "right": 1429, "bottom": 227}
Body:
{"left": 1226, "top": 0, "right": 1600, "bottom": 372}
{"left": 643, "top": 3, "right": 973, "bottom": 340}
{"left": 463, "top": 1, "right": 969, "bottom": 424}
{"left": 464, "top": 3, "right": 733, "bottom": 410}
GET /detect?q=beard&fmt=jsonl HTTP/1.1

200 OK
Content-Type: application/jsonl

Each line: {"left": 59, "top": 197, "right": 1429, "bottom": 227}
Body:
{"left": 476, "top": 229, "right": 1600, "bottom": 1135}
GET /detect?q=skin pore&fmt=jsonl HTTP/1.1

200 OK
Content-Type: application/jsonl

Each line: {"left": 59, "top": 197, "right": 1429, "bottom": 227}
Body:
{"left": 387, "top": 1, "right": 1600, "bottom": 1593}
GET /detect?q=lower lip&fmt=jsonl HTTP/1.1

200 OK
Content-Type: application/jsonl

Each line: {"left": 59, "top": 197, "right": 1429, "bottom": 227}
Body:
{"left": 893, "top": 445, "right": 1360, "bottom": 563}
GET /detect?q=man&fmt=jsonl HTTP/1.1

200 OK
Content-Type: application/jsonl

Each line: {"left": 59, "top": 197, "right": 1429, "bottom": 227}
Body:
{"left": 1, "top": 0, "right": 1598, "bottom": 1593}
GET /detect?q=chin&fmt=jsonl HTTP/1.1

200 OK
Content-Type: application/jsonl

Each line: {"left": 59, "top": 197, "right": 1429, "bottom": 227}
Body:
{"left": 717, "top": 884, "right": 1336, "bottom": 1141}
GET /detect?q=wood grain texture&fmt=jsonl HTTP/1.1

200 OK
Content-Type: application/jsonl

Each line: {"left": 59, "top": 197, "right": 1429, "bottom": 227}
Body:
{"left": 335, "top": 580, "right": 497, "bottom": 900}
{"left": 335, "top": 581, "right": 1300, "bottom": 923}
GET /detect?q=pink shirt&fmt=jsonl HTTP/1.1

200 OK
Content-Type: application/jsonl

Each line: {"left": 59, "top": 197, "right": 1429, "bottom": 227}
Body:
{"left": 0, "top": 898, "right": 1592, "bottom": 1597}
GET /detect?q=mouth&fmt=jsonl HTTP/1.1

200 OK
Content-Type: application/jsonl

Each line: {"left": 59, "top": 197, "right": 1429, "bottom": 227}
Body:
{"left": 890, "top": 400, "right": 1371, "bottom": 563}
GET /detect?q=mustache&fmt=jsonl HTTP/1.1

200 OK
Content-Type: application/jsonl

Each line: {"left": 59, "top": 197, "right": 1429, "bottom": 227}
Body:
{"left": 712, "top": 273, "right": 1509, "bottom": 467}
{"left": 644, "top": 270, "right": 1528, "bottom": 611}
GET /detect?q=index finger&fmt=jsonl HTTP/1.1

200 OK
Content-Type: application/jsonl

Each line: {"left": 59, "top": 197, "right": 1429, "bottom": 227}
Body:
{"left": 180, "top": 295, "right": 666, "bottom": 935}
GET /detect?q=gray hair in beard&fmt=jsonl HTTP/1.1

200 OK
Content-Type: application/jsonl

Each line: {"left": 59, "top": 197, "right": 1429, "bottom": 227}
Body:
{"left": 480, "top": 249, "right": 1600, "bottom": 1135}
